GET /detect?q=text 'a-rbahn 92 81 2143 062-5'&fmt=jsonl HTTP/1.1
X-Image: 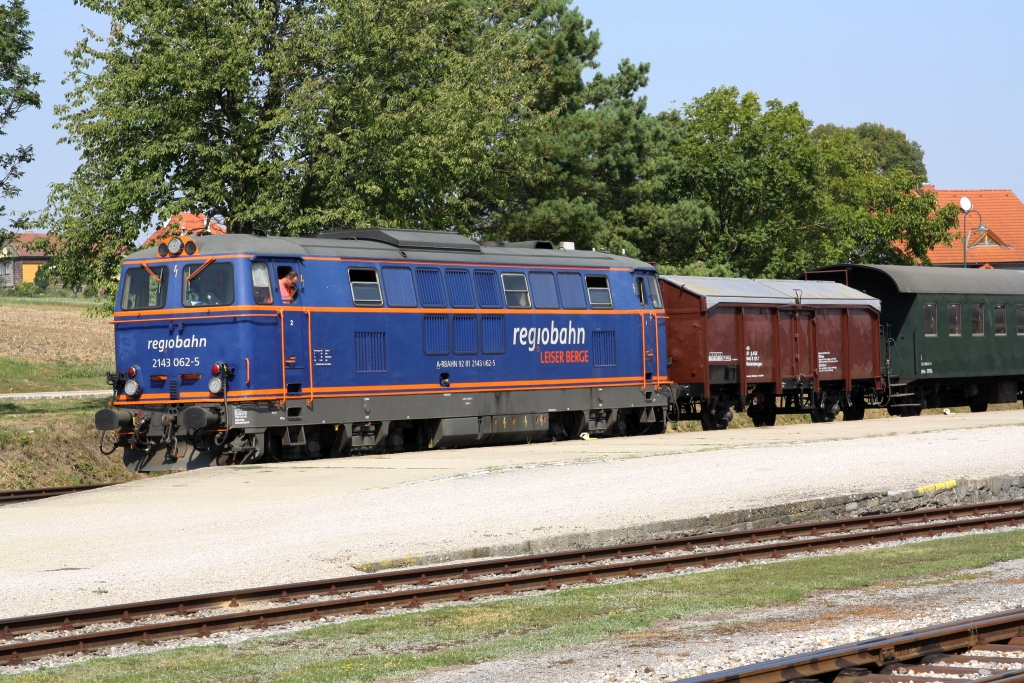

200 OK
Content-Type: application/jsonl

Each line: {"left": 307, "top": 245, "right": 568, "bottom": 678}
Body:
{"left": 95, "top": 228, "right": 1024, "bottom": 472}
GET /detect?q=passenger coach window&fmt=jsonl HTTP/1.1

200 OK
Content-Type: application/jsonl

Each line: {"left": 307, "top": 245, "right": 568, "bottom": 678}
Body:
{"left": 349, "top": 268, "right": 383, "bottom": 306}
{"left": 183, "top": 262, "right": 234, "bottom": 307}
{"left": 586, "top": 275, "right": 613, "bottom": 308}
{"left": 1017, "top": 305, "right": 1024, "bottom": 335}
{"left": 923, "top": 303, "right": 937, "bottom": 336}
{"left": 251, "top": 263, "right": 273, "bottom": 304}
{"left": 121, "top": 266, "right": 168, "bottom": 310}
{"left": 501, "top": 273, "right": 531, "bottom": 308}
{"left": 972, "top": 303, "right": 985, "bottom": 336}
{"left": 995, "top": 304, "right": 1007, "bottom": 335}
{"left": 948, "top": 304, "right": 961, "bottom": 336}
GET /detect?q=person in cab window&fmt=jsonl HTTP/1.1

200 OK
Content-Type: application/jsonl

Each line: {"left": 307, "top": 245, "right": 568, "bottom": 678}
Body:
{"left": 279, "top": 270, "right": 298, "bottom": 303}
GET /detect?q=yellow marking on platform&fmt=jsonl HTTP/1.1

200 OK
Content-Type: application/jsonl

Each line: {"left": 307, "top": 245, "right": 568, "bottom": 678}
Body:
{"left": 917, "top": 479, "right": 957, "bottom": 495}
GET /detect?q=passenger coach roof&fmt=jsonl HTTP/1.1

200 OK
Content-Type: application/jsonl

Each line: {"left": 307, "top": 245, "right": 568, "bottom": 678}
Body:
{"left": 125, "top": 231, "right": 653, "bottom": 269}
{"left": 660, "top": 275, "right": 880, "bottom": 310}
{"left": 808, "top": 264, "right": 1024, "bottom": 296}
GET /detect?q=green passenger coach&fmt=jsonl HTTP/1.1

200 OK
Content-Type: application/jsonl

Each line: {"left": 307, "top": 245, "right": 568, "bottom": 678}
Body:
{"left": 807, "top": 264, "right": 1024, "bottom": 415}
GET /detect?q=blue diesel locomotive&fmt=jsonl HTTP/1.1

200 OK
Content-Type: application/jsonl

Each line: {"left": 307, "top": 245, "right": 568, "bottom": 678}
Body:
{"left": 96, "top": 229, "right": 670, "bottom": 471}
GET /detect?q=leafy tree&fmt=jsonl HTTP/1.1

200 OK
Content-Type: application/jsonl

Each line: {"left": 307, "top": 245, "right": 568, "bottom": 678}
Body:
{"left": 44, "top": 0, "right": 548, "bottom": 294}
{"left": 485, "top": 1, "right": 657, "bottom": 251}
{"left": 813, "top": 122, "right": 927, "bottom": 182}
{"left": 622, "top": 88, "right": 955, "bottom": 276}
{"left": 809, "top": 128, "right": 956, "bottom": 267}
{"left": 0, "top": 0, "right": 41, "bottom": 248}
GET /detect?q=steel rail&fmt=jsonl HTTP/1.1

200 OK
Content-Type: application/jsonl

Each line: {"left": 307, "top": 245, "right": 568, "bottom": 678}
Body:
{"left": 2, "top": 497, "right": 1024, "bottom": 647}
{"left": 4, "top": 500, "right": 1024, "bottom": 665}
{"left": 670, "top": 606, "right": 1024, "bottom": 683}
{"left": 0, "top": 484, "right": 112, "bottom": 506}
{"left": 4, "top": 496, "right": 1022, "bottom": 638}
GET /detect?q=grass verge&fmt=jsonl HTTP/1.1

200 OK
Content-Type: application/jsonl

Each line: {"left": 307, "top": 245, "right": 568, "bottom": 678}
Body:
{"left": 0, "top": 399, "right": 142, "bottom": 489}
{"left": 10, "top": 529, "right": 1024, "bottom": 682}
{"left": 0, "top": 359, "right": 109, "bottom": 394}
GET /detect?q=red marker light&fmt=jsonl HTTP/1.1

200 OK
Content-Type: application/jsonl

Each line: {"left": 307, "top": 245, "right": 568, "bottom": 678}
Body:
{"left": 211, "top": 364, "right": 220, "bottom": 375}
{"left": 126, "top": 367, "right": 136, "bottom": 378}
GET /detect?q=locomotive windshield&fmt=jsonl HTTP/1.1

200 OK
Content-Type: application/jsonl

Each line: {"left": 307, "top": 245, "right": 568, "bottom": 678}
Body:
{"left": 121, "top": 266, "right": 168, "bottom": 310}
{"left": 183, "top": 261, "right": 235, "bottom": 307}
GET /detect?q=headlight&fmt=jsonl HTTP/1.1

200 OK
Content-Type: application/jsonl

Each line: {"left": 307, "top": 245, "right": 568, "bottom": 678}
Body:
{"left": 157, "top": 243, "right": 169, "bottom": 257}
{"left": 184, "top": 240, "right": 197, "bottom": 255}
{"left": 124, "top": 378, "right": 141, "bottom": 398}
{"left": 167, "top": 236, "right": 184, "bottom": 255}
{"left": 208, "top": 376, "right": 224, "bottom": 395}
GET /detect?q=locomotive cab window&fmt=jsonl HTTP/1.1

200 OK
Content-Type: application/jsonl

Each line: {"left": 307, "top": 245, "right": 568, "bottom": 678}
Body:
{"left": 948, "top": 303, "right": 961, "bottom": 336}
{"left": 586, "top": 275, "right": 613, "bottom": 308}
{"left": 995, "top": 304, "right": 1007, "bottom": 335}
{"left": 635, "top": 277, "right": 647, "bottom": 306}
{"left": 251, "top": 262, "right": 273, "bottom": 304}
{"left": 183, "top": 261, "right": 234, "bottom": 307}
{"left": 972, "top": 303, "right": 985, "bottom": 336}
{"left": 121, "top": 266, "right": 168, "bottom": 310}
{"left": 644, "top": 273, "right": 662, "bottom": 308}
{"left": 501, "top": 272, "right": 531, "bottom": 308}
{"left": 349, "top": 268, "right": 383, "bottom": 306}
{"left": 923, "top": 303, "right": 937, "bottom": 336}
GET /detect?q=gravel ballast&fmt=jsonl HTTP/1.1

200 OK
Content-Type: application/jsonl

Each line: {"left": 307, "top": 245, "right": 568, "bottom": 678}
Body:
{"left": 2, "top": 414, "right": 1024, "bottom": 618}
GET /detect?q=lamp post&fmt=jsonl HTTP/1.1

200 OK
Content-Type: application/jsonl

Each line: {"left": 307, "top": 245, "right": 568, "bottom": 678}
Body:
{"left": 960, "top": 196, "right": 987, "bottom": 268}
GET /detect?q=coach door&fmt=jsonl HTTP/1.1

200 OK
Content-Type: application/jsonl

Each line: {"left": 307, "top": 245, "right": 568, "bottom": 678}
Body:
{"left": 275, "top": 260, "right": 310, "bottom": 395}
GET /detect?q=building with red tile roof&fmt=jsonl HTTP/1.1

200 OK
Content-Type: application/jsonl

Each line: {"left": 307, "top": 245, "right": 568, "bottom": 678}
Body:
{"left": 142, "top": 213, "right": 226, "bottom": 247}
{"left": 0, "top": 232, "right": 54, "bottom": 288}
{"left": 925, "top": 186, "right": 1024, "bottom": 269}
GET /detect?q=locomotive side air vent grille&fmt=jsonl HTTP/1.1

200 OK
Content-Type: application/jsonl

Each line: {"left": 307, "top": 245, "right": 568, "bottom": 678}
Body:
{"left": 453, "top": 315, "right": 477, "bottom": 355}
{"left": 592, "top": 330, "right": 617, "bottom": 367}
{"left": 355, "top": 332, "right": 387, "bottom": 373}
{"left": 169, "top": 378, "right": 179, "bottom": 401}
{"left": 423, "top": 315, "right": 449, "bottom": 355}
{"left": 381, "top": 266, "right": 416, "bottom": 307}
{"left": 481, "top": 315, "right": 505, "bottom": 354}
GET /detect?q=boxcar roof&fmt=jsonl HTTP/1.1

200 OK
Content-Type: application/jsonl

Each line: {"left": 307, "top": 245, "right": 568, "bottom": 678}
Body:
{"left": 660, "top": 275, "right": 880, "bottom": 310}
{"left": 809, "top": 264, "right": 1024, "bottom": 296}
{"left": 125, "top": 231, "right": 653, "bottom": 270}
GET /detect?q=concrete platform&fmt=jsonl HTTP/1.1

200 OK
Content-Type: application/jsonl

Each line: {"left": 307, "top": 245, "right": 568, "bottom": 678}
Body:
{"left": 2, "top": 410, "right": 1024, "bottom": 618}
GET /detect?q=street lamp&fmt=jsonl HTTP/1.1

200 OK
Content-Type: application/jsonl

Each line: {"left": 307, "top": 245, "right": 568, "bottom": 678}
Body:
{"left": 960, "top": 196, "right": 987, "bottom": 268}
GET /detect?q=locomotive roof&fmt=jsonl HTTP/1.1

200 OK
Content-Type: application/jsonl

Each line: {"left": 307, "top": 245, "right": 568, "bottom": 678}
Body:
{"left": 808, "top": 264, "right": 1024, "bottom": 296}
{"left": 126, "top": 230, "right": 653, "bottom": 269}
{"left": 660, "top": 275, "right": 881, "bottom": 310}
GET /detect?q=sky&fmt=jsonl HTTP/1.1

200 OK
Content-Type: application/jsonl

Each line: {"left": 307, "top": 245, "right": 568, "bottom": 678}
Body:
{"left": 8, "top": 0, "right": 1024, "bottom": 219}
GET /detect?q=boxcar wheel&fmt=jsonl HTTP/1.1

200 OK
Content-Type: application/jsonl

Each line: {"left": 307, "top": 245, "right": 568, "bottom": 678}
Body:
{"left": 810, "top": 407, "right": 835, "bottom": 423}
{"left": 749, "top": 407, "right": 776, "bottom": 427}
{"left": 842, "top": 404, "right": 865, "bottom": 421}
{"left": 700, "top": 403, "right": 733, "bottom": 430}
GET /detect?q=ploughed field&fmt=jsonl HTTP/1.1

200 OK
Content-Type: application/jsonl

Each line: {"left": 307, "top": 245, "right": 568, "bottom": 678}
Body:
{"left": 0, "top": 302, "right": 137, "bottom": 489}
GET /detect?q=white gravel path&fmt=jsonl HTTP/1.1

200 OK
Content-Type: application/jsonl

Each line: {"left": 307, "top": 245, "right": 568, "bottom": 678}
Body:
{"left": 1, "top": 416, "right": 1023, "bottom": 618}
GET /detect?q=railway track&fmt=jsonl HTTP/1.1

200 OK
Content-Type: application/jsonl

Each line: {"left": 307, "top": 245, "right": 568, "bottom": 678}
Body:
{"left": 0, "top": 484, "right": 112, "bottom": 506}
{"left": 675, "top": 606, "right": 1024, "bottom": 683}
{"left": 4, "top": 498, "right": 1024, "bottom": 667}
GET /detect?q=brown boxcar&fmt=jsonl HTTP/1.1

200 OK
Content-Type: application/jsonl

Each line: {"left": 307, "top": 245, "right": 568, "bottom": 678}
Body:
{"left": 659, "top": 276, "right": 882, "bottom": 429}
